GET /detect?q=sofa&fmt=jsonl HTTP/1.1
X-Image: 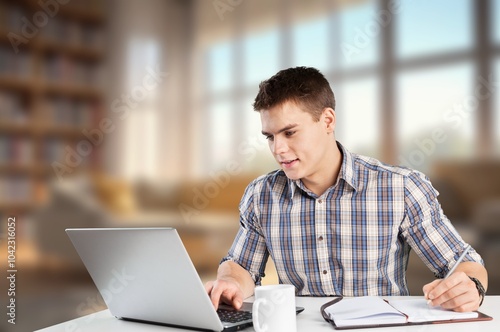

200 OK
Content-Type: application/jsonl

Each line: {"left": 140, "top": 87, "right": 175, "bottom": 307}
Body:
{"left": 31, "top": 173, "right": 257, "bottom": 276}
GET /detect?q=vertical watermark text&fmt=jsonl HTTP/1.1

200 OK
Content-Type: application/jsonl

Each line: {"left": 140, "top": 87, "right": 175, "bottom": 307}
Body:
{"left": 6, "top": 216, "right": 17, "bottom": 325}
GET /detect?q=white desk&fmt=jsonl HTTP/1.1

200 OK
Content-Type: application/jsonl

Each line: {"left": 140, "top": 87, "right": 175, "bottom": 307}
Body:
{"left": 36, "top": 296, "right": 497, "bottom": 332}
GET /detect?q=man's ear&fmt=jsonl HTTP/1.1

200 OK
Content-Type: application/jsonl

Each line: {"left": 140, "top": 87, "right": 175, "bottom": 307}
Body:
{"left": 322, "top": 107, "right": 336, "bottom": 134}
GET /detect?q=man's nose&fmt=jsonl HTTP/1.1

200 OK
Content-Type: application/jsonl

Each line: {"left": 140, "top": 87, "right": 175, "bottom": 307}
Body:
{"left": 272, "top": 136, "right": 288, "bottom": 155}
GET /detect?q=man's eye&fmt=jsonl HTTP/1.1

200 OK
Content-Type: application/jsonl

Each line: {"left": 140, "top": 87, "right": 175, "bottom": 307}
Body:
{"left": 285, "top": 131, "right": 295, "bottom": 137}
{"left": 265, "top": 135, "right": 274, "bottom": 141}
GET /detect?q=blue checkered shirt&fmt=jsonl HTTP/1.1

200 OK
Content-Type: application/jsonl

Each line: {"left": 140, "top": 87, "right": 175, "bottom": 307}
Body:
{"left": 222, "top": 142, "right": 483, "bottom": 296}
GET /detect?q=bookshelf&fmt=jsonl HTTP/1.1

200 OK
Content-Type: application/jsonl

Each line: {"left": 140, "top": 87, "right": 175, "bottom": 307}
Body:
{"left": 0, "top": 0, "right": 106, "bottom": 218}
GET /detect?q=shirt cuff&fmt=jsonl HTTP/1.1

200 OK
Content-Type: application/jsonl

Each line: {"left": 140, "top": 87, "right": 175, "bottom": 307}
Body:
{"left": 220, "top": 256, "right": 262, "bottom": 285}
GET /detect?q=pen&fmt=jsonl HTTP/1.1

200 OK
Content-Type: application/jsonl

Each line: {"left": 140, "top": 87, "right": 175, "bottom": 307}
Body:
{"left": 445, "top": 244, "right": 471, "bottom": 278}
{"left": 426, "top": 244, "right": 471, "bottom": 306}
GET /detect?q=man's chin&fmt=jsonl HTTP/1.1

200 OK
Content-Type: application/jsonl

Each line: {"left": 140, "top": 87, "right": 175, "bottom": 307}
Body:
{"left": 282, "top": 169, "right": 301, "bottom": 180}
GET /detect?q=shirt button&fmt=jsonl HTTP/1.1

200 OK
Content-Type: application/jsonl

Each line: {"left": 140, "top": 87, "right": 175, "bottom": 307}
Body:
{"left": 318, "top": 236, "right": 324, "bottom": 241}
{"left": 322, "top": 270, "right": 328, "bottom": 275}
{"left": 318, "top": 199, "right": 323, "bottom": 204}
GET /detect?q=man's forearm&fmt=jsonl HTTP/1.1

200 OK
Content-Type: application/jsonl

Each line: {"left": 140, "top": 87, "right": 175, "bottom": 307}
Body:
{"left": 218, "top": 260, "right": 256, "bottom": 299}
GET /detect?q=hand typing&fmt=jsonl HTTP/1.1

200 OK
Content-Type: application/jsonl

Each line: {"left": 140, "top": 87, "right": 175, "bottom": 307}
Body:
{"left": 205, "top": 278, "right": 244, "bottom": 310}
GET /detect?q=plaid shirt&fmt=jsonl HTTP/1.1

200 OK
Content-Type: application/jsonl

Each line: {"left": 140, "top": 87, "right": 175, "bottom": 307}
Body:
{"left": 222, "top": 142, "right": 483, "bottom": 296}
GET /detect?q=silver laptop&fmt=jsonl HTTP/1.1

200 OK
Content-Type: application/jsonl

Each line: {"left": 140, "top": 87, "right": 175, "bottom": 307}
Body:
{"left": 66, "top": 227, "right": 259, "bottom": 331}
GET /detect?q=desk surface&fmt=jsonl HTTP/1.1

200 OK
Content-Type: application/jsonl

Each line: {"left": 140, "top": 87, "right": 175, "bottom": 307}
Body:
{"left": 36, "top": 296, "right": 497, "bottom": 332}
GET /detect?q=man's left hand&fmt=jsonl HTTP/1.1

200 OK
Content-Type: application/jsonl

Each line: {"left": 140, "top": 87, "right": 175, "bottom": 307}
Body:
{"left": 423, "top": 271, "right": 481, "bottom": 312}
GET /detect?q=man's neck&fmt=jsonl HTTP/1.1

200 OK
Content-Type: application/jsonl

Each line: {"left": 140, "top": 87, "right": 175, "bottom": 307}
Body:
{"left": 301, "top": 142, "right": 343, "bottom": 196}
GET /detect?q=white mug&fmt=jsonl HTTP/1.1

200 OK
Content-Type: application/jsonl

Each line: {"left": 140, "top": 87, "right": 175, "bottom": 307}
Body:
{"left": 252, "top": 284, "right": 296, "bottom": 332}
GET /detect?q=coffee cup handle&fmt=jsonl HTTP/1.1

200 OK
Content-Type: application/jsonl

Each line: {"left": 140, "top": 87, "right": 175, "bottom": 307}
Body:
{"left": 252, "top": 298, "right": 268, "bottom": 332}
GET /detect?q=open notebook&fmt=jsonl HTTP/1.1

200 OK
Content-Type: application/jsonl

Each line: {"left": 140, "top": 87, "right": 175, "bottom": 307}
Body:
{"left": 321, "top": 296, "right": 492, "bottom": 329}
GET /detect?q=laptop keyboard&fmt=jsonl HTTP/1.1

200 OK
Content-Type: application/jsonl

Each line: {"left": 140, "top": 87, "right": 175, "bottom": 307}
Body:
{"left": 217, "top": 308, "right": 253, "bottom": 323}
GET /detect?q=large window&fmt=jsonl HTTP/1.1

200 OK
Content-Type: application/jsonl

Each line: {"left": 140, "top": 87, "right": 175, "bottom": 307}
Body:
{"left": 291, "top": 17, "right": 330, "bottom": 72}
{"left": 496, "top": 59, "right": 500, "bottom": 155}
{"left": 207, "top": 42, "right": 233, "bottom": 93}
{"left": 123, "top": 39, "right": 161, "bottom": 179}
{"left": 338, "top": 1, "right": 379, "bottom": 68}
{"left": 198, "top": 0, "right": 498, "bottom": 175}
{"left": 335, "top": 77, "right": 380, "bottom": 157}
{"left": 494, "top": 0, "right": 500, "bottom": 44}
{"left": 396, "top": 64, "right": 474, "bottom": 172}
{"left": 243, "top": 30, "right": 281, "bottom": 87}
{"left": 207, "top": 100, "right": 233, "bottom": 169}
{"left": 396, "top": 0, "right": 473, "bottom": 59}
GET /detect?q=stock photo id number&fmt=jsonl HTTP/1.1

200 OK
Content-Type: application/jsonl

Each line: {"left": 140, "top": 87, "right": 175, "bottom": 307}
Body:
{"left": 6, "top": 216, "right": 17, "bottom": 325}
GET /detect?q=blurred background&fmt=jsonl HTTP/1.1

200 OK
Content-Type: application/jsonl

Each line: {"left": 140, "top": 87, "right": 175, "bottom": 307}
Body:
{"left": 0, "top": 0, "right": 499, "bottom": 330}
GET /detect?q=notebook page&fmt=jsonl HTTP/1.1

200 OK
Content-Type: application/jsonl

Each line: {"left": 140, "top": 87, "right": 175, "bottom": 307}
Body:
{"left": 387, "top": 298, "right": 479, "bottom": 323}
{"left": 325, "top": 296, "right": 407, "bottom": 327}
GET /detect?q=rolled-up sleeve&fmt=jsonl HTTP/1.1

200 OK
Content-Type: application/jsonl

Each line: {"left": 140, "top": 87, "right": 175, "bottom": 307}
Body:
{"left": 400, "top": 171, "right": 484, "bottom": 278}
{"left": 221, "top": 179, "right": 269, "bottom": 285}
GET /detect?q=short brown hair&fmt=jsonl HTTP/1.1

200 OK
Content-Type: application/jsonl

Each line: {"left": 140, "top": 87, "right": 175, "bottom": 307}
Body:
{"left": 252, "top": 66, "right": 335, "bottom": 120}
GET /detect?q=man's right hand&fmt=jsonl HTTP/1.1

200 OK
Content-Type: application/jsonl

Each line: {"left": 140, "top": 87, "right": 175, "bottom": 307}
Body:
{"left": 205, "top": 278, "right": 244, "bottom": 310}
{"left": 205, "top": 260, "right": 256, "bottom": 310}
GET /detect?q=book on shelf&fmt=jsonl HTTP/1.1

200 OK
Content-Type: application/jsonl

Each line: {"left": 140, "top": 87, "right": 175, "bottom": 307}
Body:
{"left": 42, "top": 54, "right": 102, "bottom": 87}
{"left": 43, "top": 54, "right": 72, "bottom": 83}
{"left": 42, "top": 96, "right": 93, "bottom": 128}
{"left": 0, "top": 46, "right": 32, "bottom": 78}
{"left": 0, "top": 175, "right": 32, "bottom": 204}
{"left": 43, "top": 138, "right": 67, "bottom": 164}
{"left": 42, "top": 16, "right": 105, "bottom": 50}
{"left": 0, "top": 2, "right": 7, "bottom": 31}
{"left": 0, "top": 136, "right": 7, "bottom": 163}
{"left": 0, "top": 91, "right": 28, "bottom": 124}
{"left": 4, "top": 4, "right": 24, "bottom": 34}
{"left": 0, "top": 136, "right": 33, "bottom": 166}
{"left": 42, "top": 18, "right": 67, "bottom": 44}
{"left": 321, "top": 296, "right": 492, "bottom": 330}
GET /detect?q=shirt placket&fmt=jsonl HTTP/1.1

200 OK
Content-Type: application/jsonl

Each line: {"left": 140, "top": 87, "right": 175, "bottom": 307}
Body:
{"left": 315, "top": 195, "right": 336, "bottom": 294}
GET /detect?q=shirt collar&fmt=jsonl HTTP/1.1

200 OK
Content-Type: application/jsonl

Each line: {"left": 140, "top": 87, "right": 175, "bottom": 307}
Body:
{"left": 288, "top": 141, "right": 358, "bottom": 198}
{"left": 337, "top": 141, "right": 358, "bottom": 191}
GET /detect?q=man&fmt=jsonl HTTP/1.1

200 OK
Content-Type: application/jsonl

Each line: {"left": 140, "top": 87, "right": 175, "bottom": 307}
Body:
{"left": 205, "top": 67, "right": 487, "bottom": 313}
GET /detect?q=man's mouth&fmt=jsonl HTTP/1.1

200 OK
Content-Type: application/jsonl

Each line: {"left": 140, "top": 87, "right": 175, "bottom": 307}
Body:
{"left": 280, "top": 159, "right": 299, "bottom": 168}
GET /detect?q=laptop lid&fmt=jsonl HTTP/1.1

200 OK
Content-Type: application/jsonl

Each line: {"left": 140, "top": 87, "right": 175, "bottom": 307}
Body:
{"left": 66, "top": 227, "right": 226, "bottom": 331}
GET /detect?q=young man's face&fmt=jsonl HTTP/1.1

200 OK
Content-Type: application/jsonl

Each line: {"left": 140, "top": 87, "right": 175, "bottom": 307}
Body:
{"left": 260, "top": 100, "right": 336, "bottom": 184}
